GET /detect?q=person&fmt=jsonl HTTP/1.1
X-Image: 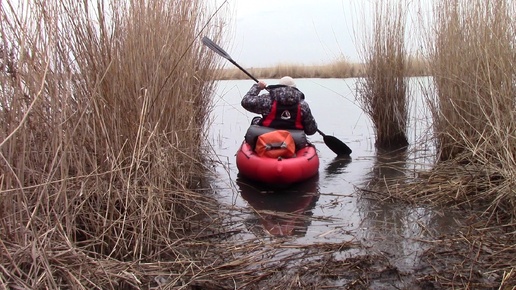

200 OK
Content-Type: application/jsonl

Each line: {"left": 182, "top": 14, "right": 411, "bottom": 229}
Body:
{"left": 241, "top": 76, "right": 318, "bottom": 135}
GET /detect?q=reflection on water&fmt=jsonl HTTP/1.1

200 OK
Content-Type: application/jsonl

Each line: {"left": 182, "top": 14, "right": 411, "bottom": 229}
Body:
{"left": 356, "top": 147, "right": 458, "bottom": 273}
{"left": 371, "top": 148, "right": 409, "bottom": 181}
{"left": 325, "top": 156, "right": 352, "bottom": 175}
{"left": 237, "top": 176, "right": 320, "bottom": 237}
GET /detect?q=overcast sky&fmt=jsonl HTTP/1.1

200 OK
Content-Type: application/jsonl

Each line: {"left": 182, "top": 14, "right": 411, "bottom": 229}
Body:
{"left": 210, "top": 0, "right": 434, "bottom": 68}
{"left": 212, "top": 0, "right": 367, "bottom": 68}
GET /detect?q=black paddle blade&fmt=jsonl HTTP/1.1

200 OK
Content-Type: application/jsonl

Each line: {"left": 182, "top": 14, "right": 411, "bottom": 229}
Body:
{"left": 317, "top": 129, "right": 352, "bottom": 156}
{"left": 202, "top": 36, "right": 232, "bottom": 60}
{"left": 323, "top": 135, "right": 352, "bottom": 156}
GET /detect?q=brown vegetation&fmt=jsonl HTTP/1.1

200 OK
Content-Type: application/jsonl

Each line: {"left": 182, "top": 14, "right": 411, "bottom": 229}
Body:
{"left": 215, "top": 57, "right": 430, "bottom": 80}
{"left": 359, "top": 0, "right": 516, "bottom": 287}
{"left": 428, "top": 0, "right": 516, "bottom": 163}
{"left": 0, "top": 0, "right": 227, "bottom": 288}
{"left": 217, "top": 60, "right": 364, "bottom": 80}
{"left": 415, "top": 0, "right": 516, "bottom": 222}
{"left": 356, "top": 0, "right": 410, "bottom": 150}
{"left": 2, "top": 0, "right": 516, "bottom": 288}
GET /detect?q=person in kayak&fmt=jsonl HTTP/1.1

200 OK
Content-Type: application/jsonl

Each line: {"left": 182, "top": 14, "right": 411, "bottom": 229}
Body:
{"left": 241, "top": 76, "right": 318, "bottom": 135}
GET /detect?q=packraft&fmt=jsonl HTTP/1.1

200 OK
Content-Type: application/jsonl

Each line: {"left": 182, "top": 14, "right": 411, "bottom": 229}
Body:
{"left": 236, "top": 125, "right": 319, "bottom": 186}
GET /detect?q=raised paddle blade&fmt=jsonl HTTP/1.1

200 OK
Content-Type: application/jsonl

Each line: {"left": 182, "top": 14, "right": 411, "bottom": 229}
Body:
{"left": 202, "top": 36, "right": 232, "bottom": 60}
{"left": 202, "top": 36, "right": 259, "bottom": 83}
{"left": 318, "top": 129, "right": 352, "bottom": 156}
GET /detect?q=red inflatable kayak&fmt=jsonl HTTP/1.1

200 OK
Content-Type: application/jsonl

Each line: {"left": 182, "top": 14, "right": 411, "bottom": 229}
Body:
{"left": 236, "top": 141, "right": 319, "bottom": 186}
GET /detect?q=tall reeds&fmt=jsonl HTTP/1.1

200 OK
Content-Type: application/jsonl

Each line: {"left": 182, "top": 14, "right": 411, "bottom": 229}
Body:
{"left": 1, "top": 0, "right": 224, "bottom": 287}
{"left": 355, "top": 1, "right": 516, "bottom": 285}
{"left": 429, "top": 0, "right": 516, "bottom": 162}
{"left": 424, "top": 0, "right": 516, "bottom": 219}
{"left": 356, "top": 0, "right": 409, "bottom": 150}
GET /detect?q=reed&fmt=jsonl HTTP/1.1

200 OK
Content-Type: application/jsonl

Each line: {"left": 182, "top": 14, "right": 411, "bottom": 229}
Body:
{"left": 0, "top": 0, "right": 226, "bottom": 287}
{"left": 422, "top": 0, "right": 516, "bottom": 219}
{"left": 428, "top": 0, "right": 516, "bottom": 162}
{"left": 365, "top": 2, "right": 516, "bottom": 284}
{"left": 356, "top": 0, "right": 409, "bottom": 150}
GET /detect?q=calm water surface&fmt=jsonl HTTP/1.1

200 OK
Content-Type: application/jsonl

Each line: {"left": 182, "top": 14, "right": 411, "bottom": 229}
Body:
{"left": 208, "top": 78, "right": 457, "bottom": 281}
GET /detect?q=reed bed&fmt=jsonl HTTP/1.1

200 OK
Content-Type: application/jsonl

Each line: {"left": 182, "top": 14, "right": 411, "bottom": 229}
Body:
{"left": 3, "top": 0, "right": 516, "bottom": 288}
{"left": 217, "top": 60, "right": 365, "bottom": 80}
{"left": 216, "top": 58, "right": 430, "bottom": 81}
{"left": 409, "top": 0, "right": 516, "bottom": 222}
{"left": 428, "top": 0, "right": 516, "bottom": 163}
{"left": 356, "top": 0, "right": 410, "bottom": 150}
{"left": 356, "top": 153, "right": 516, "bottom": 288}
{"left": 0, "top": 0, "right": 232, "bottom": 288}
{"left": 357, "top": 2, "right": 516, "bottom": 284}
{"left": 0, "top": 1, "right": 394, "bottom": 288}
{"left": 358, "top": 0, "right": 516, "bottom": 285}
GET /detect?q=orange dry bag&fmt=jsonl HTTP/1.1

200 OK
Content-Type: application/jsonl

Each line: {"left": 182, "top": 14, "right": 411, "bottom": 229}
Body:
{"left": 255, "top": 130, "right": 296, "bottom": 158}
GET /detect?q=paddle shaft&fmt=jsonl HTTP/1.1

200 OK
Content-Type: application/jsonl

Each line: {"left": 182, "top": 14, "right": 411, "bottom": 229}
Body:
{"left": 228, "top": 59, "right": 259, "bottom": 83}
{"left": 202, "top": 36, "right": 352, "bottom": 155}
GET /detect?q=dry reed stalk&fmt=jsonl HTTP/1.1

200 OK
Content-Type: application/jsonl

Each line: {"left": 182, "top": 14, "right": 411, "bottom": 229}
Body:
{"left": 406, "top": 55, "right": 430, "bottom": 77}
{"left": 416, "top": 221, "right": 516, "bottom": 288}
{"left": 358, "top": 160, "right": 516, "bottom": 289}
{"left": 357, "top": 0, "right": 409, "bottom": 150}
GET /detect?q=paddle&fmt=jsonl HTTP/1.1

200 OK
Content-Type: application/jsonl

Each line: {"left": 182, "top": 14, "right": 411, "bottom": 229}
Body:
{"left": 317, "top": 129, "right": 352, "bottom": 156}
{"left": 202, "top": 36, "right": 258, "bottom": 83}
{"left": 202, "top": 36, "right": 352, "bottom": 156}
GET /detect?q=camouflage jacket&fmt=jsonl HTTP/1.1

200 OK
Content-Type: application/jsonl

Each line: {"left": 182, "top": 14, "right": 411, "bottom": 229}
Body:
{"left": 241, "top": 84, "right": 318, "bottom": 135}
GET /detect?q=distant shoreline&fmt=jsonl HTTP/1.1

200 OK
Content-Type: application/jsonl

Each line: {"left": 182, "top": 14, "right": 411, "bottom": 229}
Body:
{"left": 216, "top": 59, "right": 429, "bottom": 80}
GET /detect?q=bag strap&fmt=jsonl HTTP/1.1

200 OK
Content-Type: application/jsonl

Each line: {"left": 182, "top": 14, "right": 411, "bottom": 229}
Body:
{"left": 265, "top": 142, "right": 288, "bottom": 150}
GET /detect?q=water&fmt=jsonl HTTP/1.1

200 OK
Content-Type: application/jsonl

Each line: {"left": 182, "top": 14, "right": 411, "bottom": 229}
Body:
{"left": 208, "top": 78, "right": 458, "bottom": 285}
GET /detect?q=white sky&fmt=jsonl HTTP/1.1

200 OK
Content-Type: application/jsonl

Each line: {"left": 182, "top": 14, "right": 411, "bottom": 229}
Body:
{"left": 211, "top": 0, "right": 434, "bottom": 68}
{"left": 212, "top": 0, "right": 366, "bottom": 68}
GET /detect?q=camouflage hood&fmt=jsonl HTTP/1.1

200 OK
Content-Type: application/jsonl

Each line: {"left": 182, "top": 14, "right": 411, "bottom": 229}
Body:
{"left": 267, "top": 85, "right": 305, "bottom": 106}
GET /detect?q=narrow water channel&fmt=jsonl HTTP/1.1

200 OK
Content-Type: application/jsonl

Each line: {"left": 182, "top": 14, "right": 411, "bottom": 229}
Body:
{"left": 208, "top": 78, "right": 459, "bottom": 287}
